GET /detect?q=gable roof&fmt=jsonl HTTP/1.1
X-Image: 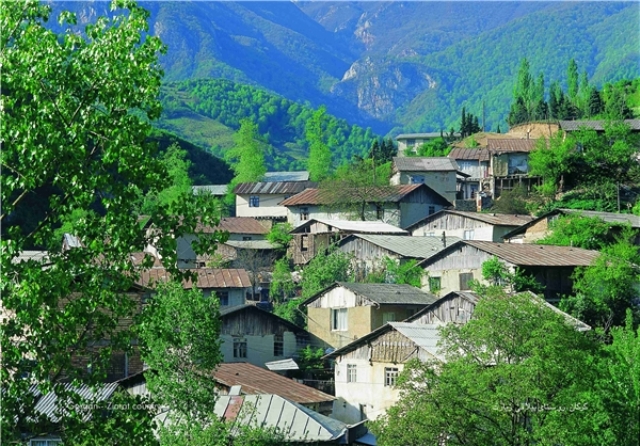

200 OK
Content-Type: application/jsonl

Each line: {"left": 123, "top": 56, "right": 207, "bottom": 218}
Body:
{"left": 193, "top": 185, "right": 228, "bottom": 196}
{"left": 196, "top": 217, "right": 270, "bottom": 235}
{"left": 219, "top": 304, "right": 310, "bottom": 334}
{"left": 559, "top": 119, "right": 640, "bottom": 132}
{"left": 418, "top": 240, "right": 600, "bottom": 268}
{"left": 302, "top": 282, "right": 437, "bottom": 307}
{"left": 396, "top": 133, "right": 443, "bottom": 139}
{"left": 486, "top": 138, "right": 538, "bottom": 153}
{"left": 291, "top": 218, "right": 407, "bottom": 235}
{"left": 233, "top": 181, "right": 317, "bottom": 195}
{"left": 405, "top": 209, "right": 535, "bottom": 232}
{"left": 393, "top": 156, "right": 460, "bottom": 172}
{"left": 448, "top": 147, "right": 491, "bottom": 162}
{"left": 339, "top": 234, "right": 461, "bottom": 259}
{"left": 138, "top": 268, "right": 252, "bottom": 289}
{"left": 264, "top": 171, "right": 310, "bottom": 182}
{"left": 280, "top": 183, "right": 451, "bottom": 207}
{"left": 33, "top": 383, "right": 120, "bottom": 423}
{"left": 213, "top": 362, "right": 335, "bottom": 405}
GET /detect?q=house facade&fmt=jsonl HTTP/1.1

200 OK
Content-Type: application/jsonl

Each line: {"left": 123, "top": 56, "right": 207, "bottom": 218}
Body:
{"left": 405, "top": 210, "right": 534, "bottom": 242}
{"left": 390, "top": 157, "right": 461, "bottom": 204}
{"left": 233, "top": 181, "right": 317, "bottom": 220}
{"left": 302, "top": 282, "right": 437, "bottom": 349}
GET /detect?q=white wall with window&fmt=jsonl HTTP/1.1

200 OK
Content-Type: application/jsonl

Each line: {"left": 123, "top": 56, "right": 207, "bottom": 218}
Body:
{"left": 220, "top": 332, "right": 298, "bottom": 367}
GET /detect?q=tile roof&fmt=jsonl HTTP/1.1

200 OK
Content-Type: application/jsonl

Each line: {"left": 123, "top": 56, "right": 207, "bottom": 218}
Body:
{"left": 337, "top": 282, "right": 438, "bottom": 305}
{"left": 405, "top": 210, "right": 534, "bottom": 231}
{"left": 559, "top": 119, "right": 640, "bottom": 132}
{"left": 213, "top": 362, "right": 334, "bottom": 404}
{"left": 280, "top": 184, "right": 426, "bottom": 207}
{"left": 291, "top": 218, "right": 406, "bottom": 234}
{"left": 448, "top": 147, "right": 491, "bottom": 162}
{"left": 264, "top": 171, "right": 310, "bottom": 182}
{"left": 233, "top": 181, "right": 317, "bottom": 195}
{"left": 464, "top": 241, "right": 599, "bottom": 267}
{"left": 138, "top": 268, "right": 252, "bottom": 289}
{"left": 341, "top": 234, "right": 460, "bottom": 258}
{"left": 393, "top": 157, "right": 460, "bottom": 172}
{"left": 486, "top": 138, "right": 538, "bottom": 153}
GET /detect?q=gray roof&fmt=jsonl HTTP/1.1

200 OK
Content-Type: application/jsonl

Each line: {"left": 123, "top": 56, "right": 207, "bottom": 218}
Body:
{"left": 13, "top": 250, "right": 49, "bottom": 264}
{"left": 63, "top": 233, "right": 82, "bottom": 248}
{"left": 33, "top": 383, "right": 119, "bottom": 423}
{"left": 264, "top": 171, "right": 310, "bottom": 182}
{"left": 291, "top": 218, "right": 407, "bottom": 235}
{"left": 233, "top": 181, "right": 317, "bottom": 195}
{"left": 396, "top": 132, "right": 460, "bottom": 139}
{"left": 193, "top": 185, "right": 228, "bottom": 196}
{"left": 341, "top": 234, "right": 461, "bottom": 259}
{"left": 265, "top": 358, "right": 300, "bottom": 371}
{"left": 405, "top": 210, "right": 534, "bottom": 232}
{"left": 337, "top": 282, "right": 438, "bottom": 305}
{"left": 389, "top": 322, "right": 445, "bottom": 361}
{"left": 225, "top": 240, "right": 281, "bottom": 250}
{"left": 393, "top": 157, "right": 460, "bottom": 172}
{"left": 559, "top": 119, "right": 640, "bottom": 132}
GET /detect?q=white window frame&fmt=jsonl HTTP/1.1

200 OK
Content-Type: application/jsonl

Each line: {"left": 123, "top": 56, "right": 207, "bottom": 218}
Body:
{"left": 385, "top": 367, "right": 399, "bottom": 386}
{"left": 331, "top": 308, "right": 347, "bottom": 331}
{"left": 347, "top": 364, "right": 357, "bottom": 383}
{"left": 249, "top": 195, "right": 260, "bottom": 207}
{"left": 233, "top": 338, "right": 247, "bottom": 358}
{"left": 463, "top": 229, "right": 475, "bottom": 240}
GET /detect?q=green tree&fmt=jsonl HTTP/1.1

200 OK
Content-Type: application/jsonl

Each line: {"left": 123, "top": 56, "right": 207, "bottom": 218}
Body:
{"left": 266, "top": 222, "right": 293, "bottom": 253}
{"left": 567, "top": 58, "right": 580, "bottom": 102}
{"left": 270, "top": 257, "right": 296, "bottom": 303}
{"left": 383, "top": 257, "right": 425, "bottom": 288}
{"left": 300, "top": 248, "right": 353, "bottom": 299}
{"left": 1, "top": 1, "right": 221, "bottom": 442}
{"left": 306, "top": 105, "right": 333, "bottom": 182}
{"left": 416, "top": 137, "right": 451, "bottom": 157}
{"left": 537, "top": 214, "right": 620, "bottom": 250}
{"left": 371, "top": 291, "right": 599, "bottom": 446}
{"left": 226, "top": 118, "right": 267, "bottom": 184}
{"left": 141, "top": 142, "right": 193, "bottom": 214}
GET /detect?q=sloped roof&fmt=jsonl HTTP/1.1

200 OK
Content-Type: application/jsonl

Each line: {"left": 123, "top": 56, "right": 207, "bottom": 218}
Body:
{"left": 340, "top": 234, "right": 460, "bottom": 259}
{"left": 291, "top": 218, "right": 407, "bottom": 235}
{"left": 196, "top": 217, "right": 270, "bottom": 235}
{"left": 396, "top": 133, "right": 443, "bottom": 139}
{"left": 224, "top": 240, "right": 280, "bottom": 250}
{"left": 218, "top": 304, "right": 310, "bottom": 335}
{"left": 303, "top": 282, "right": 437, "bottom": 307}
{"left": 559, "top": 119, "right": 640, "bottom": 132}
{"left": 405, "top": 209, "right": 534, "bottom": 232}
{"left": 393, "top": 157, "right": 460, "bottom": 172}
{"left": 264, "top": 171, "right": 310, "bottom": 182}
{"left": 193, "top": 185, "right": 228, "bottom": 196}
{"left": 138, "top": 268, "right": 252, "bottom": 289}
{"left": 390, "top": 322, "right": 445, "bottom": 361}
{"left": 448, "top": 147, "right": 491, "bottom": 162}
{"left": 486, "top": 138, "right": 538, "bottom": 153}
{"left": 280, "top": 184, "right": 447, "bottom": 207}
{"left": 233, "top": 181, "right": 317, "bottom": 195}
{"left": 265, "top": 358, "right": 299, "bottom": 371}
{"left": 33, "top": 383, "right": 119, "bottom": 423}
{"left": 213, "top": 363, "right": 334, "bottom": 404}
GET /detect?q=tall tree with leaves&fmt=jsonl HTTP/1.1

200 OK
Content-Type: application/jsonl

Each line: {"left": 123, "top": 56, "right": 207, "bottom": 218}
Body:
{"left": 306, "top": 105, "right": 333, "bottom": 182}
{"left": 567, "top": 58, "right": 580, "bottom": 103}
{"left": 226, "top": 118, "right": 267, "bottom": 184}
{"left": 1, "top": 0, "right": 221, "bottom": 442}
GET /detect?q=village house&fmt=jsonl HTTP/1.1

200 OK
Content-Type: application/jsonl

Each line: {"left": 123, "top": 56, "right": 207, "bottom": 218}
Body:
{"left": 417, "top": 240, "right": 600, "bottom": 301}
{"left": 280, "top": 184, "right": 452, "bottom": 228}
{"left": 503, "top": 208, "right": 640, "bottom": 244}
{"left": 559, "top": 119, "right": 640, "bottom": 136}
{"left": 390, "top": 157, "right": 463, "bottom": 204}
{"left": 302, "top": 282, "right": 437, "bottom": 350}
{"left": 487, "top": 138, "right": 541, "bottom": 197}
{"left": 233, "top": 180, "right": 317, "bottom": 221}
{"left": 395, "top": 132, "right": 460, "bottom": 156}
{"left": 405, "top": 209, "right": 534, "bottom": 241}
{"left": 219, "top": 304, "right": 318, "bottom": 368}
{"left": 448, "top": 147, "right": 491, "bottom": 202}
{"left": 337, "top": 234, "right": 460, "bottom": 280}
{"left": 289, "top": 218, "right": 407, "bottom": 265}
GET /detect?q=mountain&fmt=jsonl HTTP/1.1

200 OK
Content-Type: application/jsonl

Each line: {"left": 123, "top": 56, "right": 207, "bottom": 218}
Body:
{"left": 50, "top": 1, "right": 640, "bottom": 135}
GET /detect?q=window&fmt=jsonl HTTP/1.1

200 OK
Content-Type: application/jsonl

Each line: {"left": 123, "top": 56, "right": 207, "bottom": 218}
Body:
{"left": 242, "top": 236, "right": 252, "bottom": 241}
{"left": 410, "top": 175, "right": 425, "bottom": 184}
{"left": 347, "top": 364, "right": 357, "bottom": 383}
{"left": 233, "top": 338, "right": 247, "bottom": 358}
{"left": 331, "top": 308, "right": 347, "bottom": 331}
{"left": 463, "top": 229, "right": 475, "bottom": 240}
{"left": 459, "top": 273, "right": 474, "bottom": 291}
{"left": 30, "top": 440, "right": 62, "bottom": 446}
{"left": 429, "top": 276, "right": 441, "bottom": 293}
{"left": 428, "top": 205, "right": 436, "bottom": 215}
{"left": 385, "top": 367, "right": 399, "bottom": 386}
{"left": 406, "top": 138, "right": 416, "bottom": 147}
{"left": 295, "top": 334, "right": 309, "bottom": 349}
{"left": 217, "top": 291, "right": 229, "bottom": 306}
{"left": 300, "top": 207, "right": 309, "bottom": 220}
{"left": 301, "top": 234, "right": 309, "bottom": 252}
{"left": 273, "top": 334, "right": 284, "bottom": 356}
{"left": 376, "top": 205, "right": 384, "bottom": 220}
{"left": 382, "top": 312, "right": 396, "bottom": 324}
{"left": 249, "top": 195, "right": 260, "bottom": 207}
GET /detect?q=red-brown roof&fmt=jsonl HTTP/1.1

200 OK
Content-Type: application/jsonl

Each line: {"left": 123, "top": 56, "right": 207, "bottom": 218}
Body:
{"left": 448, "top": 147, "right": 491, "bottom": 162}
{"left": 197, "top": 217, "right": 270, "bottom": 235}
{"left": 279, "top": 184, "right": 425, "bottom": 207}
{"left": 138, "top": 268, "right": 252, "bottom": 289}
{"left": 213, "top": 362, "right": 335, "bottom": 404}
{"left": 486, "top": 139, "right": 538, "bottom": 153}
{"left": 465, "top": 241, "right": 599, "bottom": 267}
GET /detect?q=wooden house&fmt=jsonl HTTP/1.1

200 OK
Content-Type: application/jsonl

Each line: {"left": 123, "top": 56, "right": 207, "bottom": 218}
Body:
{"left": 219, "top": 305, "right": 318, "bottom": 368}
{"left": 448, "top": 147, "right": 491, "bottom": 203}
{"left": 280, "top": 184, "right": 452, "bottom": 228}
{"left": 233, "top": 181, "right": 317, "bottom": 221}
{"left": 417, "top": 240, "right": 600, "bottom": 301}
{"left": 405, "top": 209, "right": 534, "bottom": 242}
{"left": 301, "top": 282, "right": 437, "bottom": 350}
{"left": 487, "top": 139, "right": 542, "bottom": 198}
{"left": 289, "top": 218, "right": 407, "bottom": 265}
{"left": 390, "top": 157, "right": 462, "bottom": 204}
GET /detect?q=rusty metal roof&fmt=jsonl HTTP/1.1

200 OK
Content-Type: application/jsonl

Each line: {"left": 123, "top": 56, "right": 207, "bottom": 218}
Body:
{"left": 195, "top": 217, "right": 270, "bottom": 235}
{"left": 448, "top": 147, "right": 491, "bottom": 162}
{"left": 486, "top": 139, "right": 538, "bottom": 153}
{"left": 233, "top": 181, "right": 317, "bottom": 195}
{"left": 405, "top": 210, "right": 534, "bottom": 231}
{"left": 465, "top": 240, "right": 599, "bottom": 266}
{"left": 393, "top": 157, "right": 460, "bottom": 172}
{"left": 559, "top": 119, "right": 640, "bottom": 132}
{"left": 138, "top": 268, "right": 252, "bottom": 289}
{"left": 280, "top": 184, "right": 427, "bottom": 206}
{"left": 213, "top": 362, "right": 335, "bottom": 404}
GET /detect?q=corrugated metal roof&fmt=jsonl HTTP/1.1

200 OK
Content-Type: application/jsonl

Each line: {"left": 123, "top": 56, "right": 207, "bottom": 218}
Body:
{"left": 265, "top": 358, "right": 300, "bottom": 371}
{"left": 225, "top": 240, "right": 280, "bottom": 250}
{"left": 138, "top": 268, "right": 252, "bottom": 289}
{"left": 396, "top": 133, "right": 442, "bottom": 139}
{"left": 486, "top": 139, "right": 538, "bottom": 153}
{"left": 389, "top": 322, "right": 445, "bottom": 361}
{"left": 34, "top": 383, "right": 119, "bottom": 422}
{"left": 559, "top": 119, "right": 640, "bottom": 132}
{"left": 406, "top": 210, "right": 534, "bottom": 231}
{"left": 233, "top": 181, "right": 317, "bottom": 195}
{"left": 291, "top": 218, "right": 407, "bottom": 234}
{"left": 63, "top": 233, "right": 82, "bottom": 248}
{"left": 337, "top": 282, "right": 438, "bottom": 305}
{"left": 393, "top": 157, "right": 460, "bottom": 172}
{"left": 280, "top": 184, "right": 426, "bottom": 207}
{"left": 193, "top": 185, "right": 229, "bottom": 196}
{"left": 194, "top": 217, "right": 271, "bottom": 235}
{"left": 264, "top": 171, "right": 310, "bottom": 182}
{"left": 448, "top": 147, "right": 491, "bottom": 161}
{"left": 465, "top": 240, "right": 600, "bottom": 266}
{"left": 214, "top": 363, "right": 333, "bottom": 404}
{"left": 13, "top": 250, "right": 49, "bottom": 264}
{"left": 343, "top": 234, "right": 461, "bottom": 259}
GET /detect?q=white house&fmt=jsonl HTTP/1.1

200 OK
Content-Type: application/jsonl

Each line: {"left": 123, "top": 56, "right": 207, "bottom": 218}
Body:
{"left": 390, "top": 157, "right": 462, "bottom": 204}
{"left": 233, "top": 181, "right": 316, "bottom": 220}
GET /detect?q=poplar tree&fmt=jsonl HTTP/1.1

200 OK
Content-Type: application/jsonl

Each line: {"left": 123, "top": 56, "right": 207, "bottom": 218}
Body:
{"left": 306, "top": 105, "right": 333, "bottom": 182}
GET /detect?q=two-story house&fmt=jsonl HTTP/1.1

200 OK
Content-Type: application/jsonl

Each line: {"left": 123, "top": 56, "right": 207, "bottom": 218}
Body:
{"left": 233, "top": 181, "right": 317, "bottom": 221}
{"left": 390, "top": 157, "right": 462, "bottom": 204}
